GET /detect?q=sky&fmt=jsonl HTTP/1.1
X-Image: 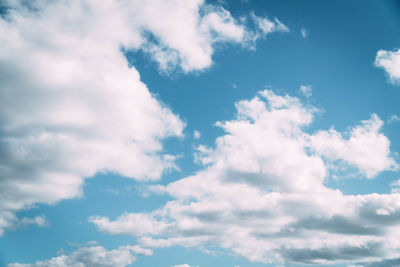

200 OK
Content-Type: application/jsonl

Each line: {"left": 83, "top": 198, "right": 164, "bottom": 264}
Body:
{"left": 0, "top": 0, "right": 400, "bottom": 266}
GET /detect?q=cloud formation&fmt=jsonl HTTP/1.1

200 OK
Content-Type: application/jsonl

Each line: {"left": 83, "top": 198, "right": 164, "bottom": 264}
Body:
{"left": 300, "top": 84, "right": 312, "bottom": 98}
{"left": 0, "top": 0, "right": 185, "bottom": 235}
{"left": 7, "top": 245, "right": 151, "bottom": 267}
{"left": 0, "top": 0, "right": 287, "bottom": 235}
{"left": 91, "top": 90, "right": 399, "bottom": 265}
{"left": 375, "top": 48, "right": 400, "bottom": 85}
{"left": 248, "top": 13, "right": 289, "bottom": 44}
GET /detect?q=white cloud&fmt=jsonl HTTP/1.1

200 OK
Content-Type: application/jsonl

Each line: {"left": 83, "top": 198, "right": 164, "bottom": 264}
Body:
{"left": 0, "top": 0, "right": 188, "bottom": 235}
{"left": 173, "top": 265, "right": 199, "bottom": 267}
{"left": 2, "top": 215, "right": 50, "bottom": 234}
{"left": 89, "top": 212, "right": 169, "bottom": 236}
{"left": 375, "top": 48, "right": 400, "bottom": 85}
{"left": 300, "top": 84, "right": 312, "bottom": 98}
{"left": 135, "top": 0, "right": 246, "bottom": 72}
{"left": 309, "top": 114, "right": 397, "bottom": 178}
{"left": 0, "top": 0, "right": 288, "bottom": 235}
{"left": 251, "top": 13, "right": 289, "bottom": 35}
{"left": 248, "top": 13, "right": 289, "bottom": 43}
{"left": 8, "top": 245, "right": 142, "bottom": 267}
{"left": 90, "top": 90, "right": 399, "bottom": 265}
{"left": 193, "top": 130, "right": 201, "bottom": 139}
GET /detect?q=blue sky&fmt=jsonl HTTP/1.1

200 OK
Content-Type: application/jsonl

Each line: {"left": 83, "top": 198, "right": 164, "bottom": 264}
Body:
{"left": 1, "top": 0, "right": 400, "bottom": 266}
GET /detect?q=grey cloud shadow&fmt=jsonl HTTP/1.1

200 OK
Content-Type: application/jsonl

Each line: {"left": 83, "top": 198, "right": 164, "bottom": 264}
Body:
{"left": 280, "top": 242, "right": 382, "bottom": 264}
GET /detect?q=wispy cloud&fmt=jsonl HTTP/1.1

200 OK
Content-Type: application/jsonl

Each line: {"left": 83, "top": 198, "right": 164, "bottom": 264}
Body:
{"left": 300, "top": 84, "right": 312, "bottom": 98}
{"left": 388, "top": 114, "right": 400, "bottom": 123}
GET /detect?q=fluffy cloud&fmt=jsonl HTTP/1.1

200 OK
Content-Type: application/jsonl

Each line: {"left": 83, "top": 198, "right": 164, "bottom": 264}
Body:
{"left": 375, "top": 48, "right": 400, "bottom": 85}
{"left": 7, "top": 245, "right": 148, "bottom": 267}
{"left": 0, "top": 0, "right": 184, "bottom": 235}
{"left": 89, "top": 212, "right": 169, "bottom": 236}
{"left": 91, "top": 90, "right": 399, "bottom": 265}
{"left": 309, "top": 114, "right": 397, "bottom": 178}
{"left": 0, "top": 0, "right": 287, "bottom": 235}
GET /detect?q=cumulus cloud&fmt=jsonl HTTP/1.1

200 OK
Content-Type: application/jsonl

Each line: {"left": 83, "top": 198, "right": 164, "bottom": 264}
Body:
{"left": 7, "top": 245, "right": 149, "bottom": 267}
{"left": 375, "top": 48, "right": 400, "bottom": 85}
{"left": 0, "top": 0, "right": 187, "bottom": 235}
{"left": 90, "top": 90, "right": 399, "bottom": 265}
{"left": 0, "top": 0, "right": 288, "bottom": 235}
{"left": 309, "top": 114, "right": 397, "bottom": 178}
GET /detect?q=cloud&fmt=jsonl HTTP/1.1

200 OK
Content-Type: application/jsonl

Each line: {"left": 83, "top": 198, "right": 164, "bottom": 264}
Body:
{"left": 193, "top": 130, "right": 201, "bottom": 139}
{"left": 7, "top": 245, "right": 148, "bottom": 267}
{"left": 390, "top": 179, "right": 400, "bottom": 193}
{"left": 135, "top": 0, "right": 247, "bottom": 72}
{"left": 309, "top": 114, "right": 397, "bottom": 178}
{"left": 89, "top": 212, "right": 169, "bottom": 236}
{"left": 300, "top": 84, "right": 312, "bottom": 98}
{"left": 15, "top": 215, "right": 49, "bottom": 229}
{"left": 251, "top": 13, "right": 289, "bottom": 35}
{"left": 0, "top": 0, "right": 189, "bottom": 235}
{"left": 375, "top": 48, "right": 400, "bottom": 85}
{"left": 356, "top": 257, "right": 400, "bottom": 267}
{"left": 1, "top": 215, "right": 49, "bottom": 235}
{"left": 90, "top": 90, "right": 399, "bottom": 265}
{"left": 247, "top": 13, "right": 289, "bottom": 44}
{"left": 0, "top": 0, "right": 289, "bottom": 235}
